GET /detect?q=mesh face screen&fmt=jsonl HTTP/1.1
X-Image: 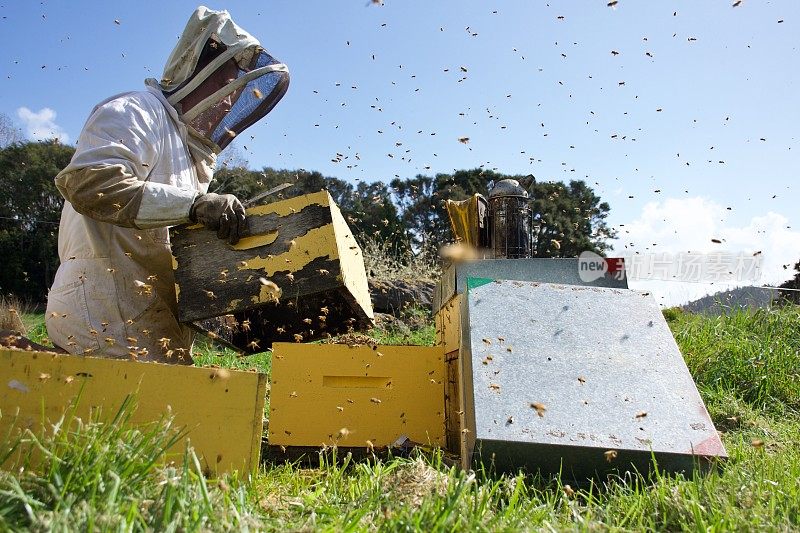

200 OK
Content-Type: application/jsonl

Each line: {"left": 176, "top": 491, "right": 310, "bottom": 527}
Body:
{"left": 211, "top": 50, "right": 289, "bottom": 150}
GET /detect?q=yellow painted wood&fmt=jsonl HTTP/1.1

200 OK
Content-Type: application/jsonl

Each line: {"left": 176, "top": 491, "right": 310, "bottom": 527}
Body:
{"left": 0, "top": 349, "right": 267, "bottom": 475}
{"left": 330, "top": 199, "right": 373, "bottom": 321}
{"left": 236, "top": 225, "right": 341, "bottom": 284}
{"left": 269, "top": 343, "right": 444, "bottom": 448}
{"left": 230, "top": 230, "right": 279, "bottom": 251}
{"left": 246, "top": 190, "right": 328, "bottom": 218}
{"left": 435, "top": 295, "right": 462, "bottom": 354}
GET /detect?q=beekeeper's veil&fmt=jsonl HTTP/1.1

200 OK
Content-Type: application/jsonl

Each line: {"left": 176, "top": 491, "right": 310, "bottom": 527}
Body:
{"left": 146, "top": 6, "right": 289, "bottom": 177}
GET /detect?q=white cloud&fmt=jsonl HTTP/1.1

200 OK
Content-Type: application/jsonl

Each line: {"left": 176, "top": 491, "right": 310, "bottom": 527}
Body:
{"left": 16, "top": 107, "right": 69, "bottom": 143}
{"left": 611, "top": 197, "right": 800, "bottom": 306}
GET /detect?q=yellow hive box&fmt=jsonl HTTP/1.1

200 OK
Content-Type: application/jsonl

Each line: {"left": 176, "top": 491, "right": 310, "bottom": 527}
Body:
{"left": 171, "top": 190, "right": 373, "bottom": 353}
{"left": 269, "top": 343, "right": 445, "bottom": 448}
{"left": 0, "top": 349, "right": 267, "bottom": 475}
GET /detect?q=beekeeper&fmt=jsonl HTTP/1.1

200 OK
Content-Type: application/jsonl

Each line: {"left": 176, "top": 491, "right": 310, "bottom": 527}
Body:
{"left": 45, "top": 6, "right": 289, "bottom": 363}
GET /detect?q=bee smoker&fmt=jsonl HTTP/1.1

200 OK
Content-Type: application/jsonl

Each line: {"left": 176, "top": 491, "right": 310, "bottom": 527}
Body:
{"left": 486, "top": 179, "right": 532, "bottom": 259}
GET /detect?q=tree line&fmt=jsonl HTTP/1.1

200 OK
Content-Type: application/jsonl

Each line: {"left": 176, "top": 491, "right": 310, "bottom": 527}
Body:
{"left": 1, "top": 140, "right": 617, "bottom": 304}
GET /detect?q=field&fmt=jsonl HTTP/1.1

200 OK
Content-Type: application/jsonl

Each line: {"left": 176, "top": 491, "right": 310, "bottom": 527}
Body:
{"left": 1, "top": 305, "right": 799, "bottom": 531}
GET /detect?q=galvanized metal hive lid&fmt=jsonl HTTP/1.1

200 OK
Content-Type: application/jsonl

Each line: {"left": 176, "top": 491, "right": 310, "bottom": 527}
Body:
{"left": 464, "top": 280, "right": 725, "bottom": 474}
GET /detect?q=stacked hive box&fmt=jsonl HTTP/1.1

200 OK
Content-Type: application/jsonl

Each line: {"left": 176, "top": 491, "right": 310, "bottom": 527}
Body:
{"left": 171, "top": 191, "right": 373, "bottom": 353}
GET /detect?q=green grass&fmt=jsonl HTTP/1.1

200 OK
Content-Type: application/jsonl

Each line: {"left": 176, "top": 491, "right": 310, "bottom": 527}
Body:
{"left": 4, "top": 305, "right": 799, "bottom": 531}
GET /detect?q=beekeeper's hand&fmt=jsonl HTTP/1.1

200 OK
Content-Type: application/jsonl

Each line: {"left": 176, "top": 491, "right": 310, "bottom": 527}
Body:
{"left": 190, "top": 193, "right": 246, "bottom": 245}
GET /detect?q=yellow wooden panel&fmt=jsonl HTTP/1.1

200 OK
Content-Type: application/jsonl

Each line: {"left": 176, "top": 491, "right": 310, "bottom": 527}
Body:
{"left": 330, "top": 197, "right": 374, "bottom": 321}
{"left": 435, "top": 295, "right": 462, "bottom": 354}
{"left": 0, "top": 349, "right": 267, "bottom": 475}
{"left": 269, "top": 343, "right": 444, "bottom": 448}
{"left": 246, "top": 189, "right": 329, "bottom": 217}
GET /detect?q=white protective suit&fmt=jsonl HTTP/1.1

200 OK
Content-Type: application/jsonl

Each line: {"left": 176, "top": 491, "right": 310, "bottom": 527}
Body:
{"left": 46, "top": 6, "right": 288, "bottom": 363}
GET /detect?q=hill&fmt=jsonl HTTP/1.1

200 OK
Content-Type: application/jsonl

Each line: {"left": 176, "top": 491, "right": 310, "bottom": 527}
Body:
{"left": 681, "top": 285, "right": 776, "bottom": 315}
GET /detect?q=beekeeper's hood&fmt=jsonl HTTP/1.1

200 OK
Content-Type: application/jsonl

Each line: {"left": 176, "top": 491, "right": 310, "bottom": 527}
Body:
{"left": 146, "top": 6, "right": 289, "bottom": 153}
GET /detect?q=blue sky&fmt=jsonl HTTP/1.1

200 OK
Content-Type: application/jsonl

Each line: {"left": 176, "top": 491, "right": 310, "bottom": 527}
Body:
{"left": 1, "top": 1, "right": 798, "bottom": 304}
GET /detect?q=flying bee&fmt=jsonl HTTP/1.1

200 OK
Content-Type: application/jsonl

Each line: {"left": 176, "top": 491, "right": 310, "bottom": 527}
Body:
{"left": 604, "top": 450, "right": 618, "bottom": 462}
{"left": 293, "top": 333, "right": 303, "bottom": 342}
{"left": 158, "top": 337, "right": 170, "bottom": 350}
{"left": 241, "top": 319, "right": 251, "bottom": 332}
{"left": 530, "top": 402, "right": 547, "bottom": 417}
{"left": 133, "top": 280, "right": 153, "bottom": 296}
{"left": 203, "top": 290, "right": 217, "bottom": 299}
{"left": 258, "top": 278, "right": 282, "bottom": 303}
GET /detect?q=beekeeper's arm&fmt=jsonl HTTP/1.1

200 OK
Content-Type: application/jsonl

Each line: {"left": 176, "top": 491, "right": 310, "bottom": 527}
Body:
{"left": 55, "top": 97, "right": 195, "bottom": 229}
{"left": 55, "top": 98, "right": 244, "bottom": 242}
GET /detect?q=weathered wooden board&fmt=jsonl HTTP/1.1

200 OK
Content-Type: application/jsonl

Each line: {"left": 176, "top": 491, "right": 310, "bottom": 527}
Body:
{"left": 171, "top": 191, "right": 373, "bottom": 352}
{"left": 269, "top": 343, "right": 445, "bottom": 448}
{"left": 0, "top": 349, "right": 267, "bottom": 475}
